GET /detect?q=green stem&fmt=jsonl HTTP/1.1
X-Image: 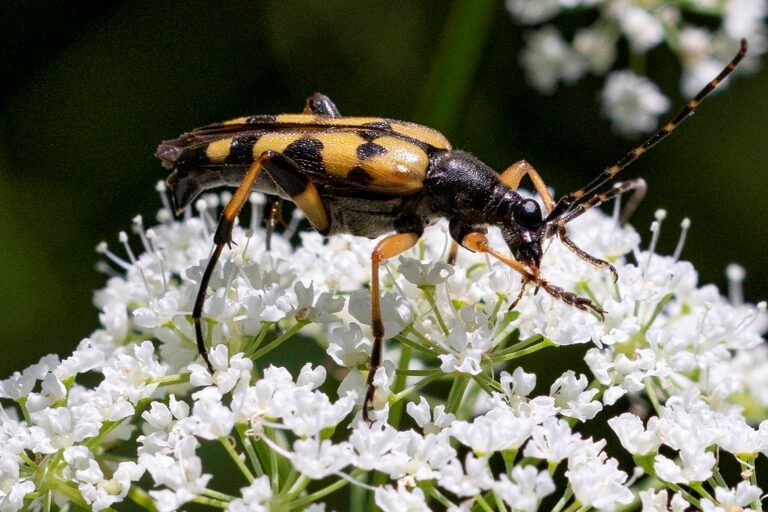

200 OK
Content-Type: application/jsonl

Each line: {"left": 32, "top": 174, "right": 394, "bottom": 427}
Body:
{"left": 290, "top": 470, "right": 363, "bottom": 509}
{"left": 220, "top": 436, "right": 255, "bottom": 484}
{"left": 236, "top": 424, "right": 264, "bottom": 477}
{"left": 191, "top": 494, "right": 228, "bottom": 509}
{"left": 395, "top": 333, "right": 444, "bottom": 358}
{"left": 152, "top": 373, "right": 190, "bottom": 386}
{"left": 491, "top": 338, "right": 554, "bottom": 363}
{"left": 252, "top": 320, "right": 308, "bottom": 360}
{"left": 644, "top": 378, "right": 663, "bottom": 415}
{"left": 475, "top": 493, "right": 494, "bottom": 512}
{"left": 422, "top": 484, "right": 455, "bottom": 508}
{"left": 391, "top": 371, "right": 445, "bottom": 404}
{"left": 422, "top": 286, "right": 449, "bottom": 336}
{"left": 127, "top": 486, "right": 159, "bottom": 512}
{"left": 445, "top": 375, "right": 470, "bottom": 415}
{"left": 550, "top": 484, "right": 574, "bottom": 512}
{"left": 389, "top": 344, "right": 413, "bottom": 427}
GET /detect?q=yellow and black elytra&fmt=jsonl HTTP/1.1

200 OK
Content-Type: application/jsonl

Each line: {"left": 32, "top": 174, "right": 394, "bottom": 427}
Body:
{"left": 157, "top": 40, "right": 746, "bottom": 421}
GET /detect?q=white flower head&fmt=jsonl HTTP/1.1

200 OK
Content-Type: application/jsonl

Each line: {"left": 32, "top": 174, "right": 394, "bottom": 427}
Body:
{"left": 520, "top": 26, "right": 586, "bottom": 94}
{"left": 494, "top": 465, "right": 556, "bottom": 512}
{"left": 602, "top": 70, "right": 671, "bottom": 135}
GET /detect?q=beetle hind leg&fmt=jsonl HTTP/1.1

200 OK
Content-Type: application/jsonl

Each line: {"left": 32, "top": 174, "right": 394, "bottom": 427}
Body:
{"left": 304, "top": 93, "right": 341, "bottom": 117}
{"left": 194, "top": 150, "right": 331, "bottom": 372}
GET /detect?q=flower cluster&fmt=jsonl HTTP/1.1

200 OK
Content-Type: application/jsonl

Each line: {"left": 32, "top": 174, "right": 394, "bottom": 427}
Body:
{"left": 1, "top": 188, "right": 766, "bottom": 511}
{"left": 508, "top": 0, "right": 766, "bottom": 134}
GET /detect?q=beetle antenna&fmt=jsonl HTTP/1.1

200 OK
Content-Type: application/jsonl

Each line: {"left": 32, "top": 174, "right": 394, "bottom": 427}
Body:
{"left": 546, "top": 38, "right": 748, "bottom": 222}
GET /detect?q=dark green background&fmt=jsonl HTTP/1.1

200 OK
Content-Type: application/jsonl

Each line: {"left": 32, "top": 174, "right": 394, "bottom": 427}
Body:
{"left": 2, "top": 0, "right": 766, "bottom": 378}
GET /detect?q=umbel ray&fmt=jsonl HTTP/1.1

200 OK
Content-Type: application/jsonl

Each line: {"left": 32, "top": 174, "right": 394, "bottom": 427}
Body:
{"left": 156, "top": 39, "right": 747, "bottom": 420}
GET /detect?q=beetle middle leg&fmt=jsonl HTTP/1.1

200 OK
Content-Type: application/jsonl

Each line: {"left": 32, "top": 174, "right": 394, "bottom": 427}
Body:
{"left": 262, "top": 194, "right": 285, "bottom": 251}
{"left": 365, "top": 231, "right": 420, "bottom": 422}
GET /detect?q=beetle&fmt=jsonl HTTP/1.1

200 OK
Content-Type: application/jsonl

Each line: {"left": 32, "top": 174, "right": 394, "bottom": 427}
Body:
{"left": 156, "top": 40, "right": 746, "bottom": 420}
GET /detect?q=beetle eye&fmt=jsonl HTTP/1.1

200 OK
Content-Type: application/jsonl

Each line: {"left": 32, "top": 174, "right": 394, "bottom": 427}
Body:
{"left": 515, "top": 199, "right": 542, "bottom": 228}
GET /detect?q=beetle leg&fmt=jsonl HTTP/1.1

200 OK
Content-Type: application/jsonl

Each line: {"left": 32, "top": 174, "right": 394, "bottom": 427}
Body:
{"left": 263, "top": 194, "right": 284, "bottom": 251}
{"left": 304, "top": 92, "right": 342, "bottom": 117}
{"left": 499, "top": 160, "right": 555, "bottom": 211}
{"left": 195, "top": 152, "right": 277, "bottom": 372}
{"left": 552, "top": 178, "right": 647, "bottom": 283}
{"left": 364, "top": 232, "right": 420, "bottom": 422}
{"left": 195, "top": 150, "right": 331, "bottom": 372}
{"left": 460, "top": 231, "right": 605, "bottom": 318}
{"left": 259, "top": 154, "right": 330, "bottom": 234}
{"left": 447, "top": 240, "right": 459, "bottom": 265}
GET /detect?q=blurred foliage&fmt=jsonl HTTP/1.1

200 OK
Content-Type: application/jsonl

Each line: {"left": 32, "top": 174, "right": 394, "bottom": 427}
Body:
{"left": 1, "top": 0, "right": 766, "bottom": 378}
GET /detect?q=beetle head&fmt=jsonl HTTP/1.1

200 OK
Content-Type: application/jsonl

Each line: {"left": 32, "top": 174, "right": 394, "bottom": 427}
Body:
{"left": 501, "top": 198, "right": 545, "bottom": 269}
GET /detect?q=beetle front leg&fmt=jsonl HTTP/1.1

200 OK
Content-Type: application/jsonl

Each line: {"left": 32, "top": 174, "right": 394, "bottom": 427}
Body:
{"left": 365, "top": 232, "right": 420, "bottom": 423}
{"left": 498, "top": 160, "right": 555, "bottom": 211}
{"left": 460, "top": 231, "right": 605, "bottom": 318}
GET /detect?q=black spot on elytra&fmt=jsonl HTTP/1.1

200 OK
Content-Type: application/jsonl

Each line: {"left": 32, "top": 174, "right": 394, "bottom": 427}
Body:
{"left": 176, "top": 145, "right": 212, "bottom": 167}
{"left": 348, "top": 166, "right": 374, "bottom": 185}
{"left": 357, "top": 141, "right": 387, "bottom": 160}
{"left": 224, "top": 134, "right": 259, "bottom": 165}
{"left": 283, "top": 137, "right": 325, "bottom": 174}
{"left": 358, "top": 121, "right": 392, "bottom": 141}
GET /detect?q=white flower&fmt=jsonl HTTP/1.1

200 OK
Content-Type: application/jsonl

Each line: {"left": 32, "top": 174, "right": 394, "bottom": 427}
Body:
{"left": 520, "top": 26, "right": 586, "bottom": 94}
{"left": 142, "top": 436, "right": 211, "bottom": 511}
{"left": 724, "top": 0, "right": 767, "bottom": 38}
{"left": 133, "top": 290, "right": 181, "bottom": 328}
{"left": 398, "top": 257, "right": 453, "bottom": 286}
{"left": 377, "top": 430, "right": 456, "bottom": 483}
{"left": 705, "top": 481, "right": 763, "bottom": 510}
{"left": 653, "top": 450, "right": 716, "bottom": 484}
{"left": 294, "top": 281, "right": 345, "bottom": 323}
{"left": 616, "top": 6, "right": 665, "bottom": 52}
{"left": 350, "top": 422, "right": 401, "bottom": 471}
{"left": 438, "top": 322, "right": 492, "bottom": 376}
{"left": 326, "top": 323, "right": 371, "bottom": 368}
{"left": 567, "top": 457, "right": 633, "bottom": 511}
{"left": 375, "top": 482, "right": 430, "bottom": 512}
{"left": 506, "top": 0, "right": 561, "bottom": 24}
{"left": 0, "top": 453, "right": 35, "bottom": 511}
{"left": 290, "top": 438, "right": 353, "bottom": 479}
{"left": 406, "top": 397, "right": 455, "bottom": 434}
{"left": 226, "top": 476, "right": 272, "bottom": 512}
{"left": 523, "top": 417, "right": 581, "bottom": 462}
{"left": 550, "top": 371, "right": 601, "bottom": 421}
{"left": 438, "top": 454, "right": 493, "bottom": 497}
{"left": 75, "top": 459, "right": 144, "bottom": 511}
{"left": 450, "top": 406, "right": 536, "bottom": 453}
{"left": 494, "top": 465, "right": 555, "bottom": 512}
{"left": 29, "top": 404, "right": 102, "bottom": 453}
{"left": 608, "top": 413, "right": 661, "bottom": 455}
{"left": 573, "top": 25, "right": 617, "bottom": 74}
{"left": 601, "top": 70, "right": 671, "bottom": 135}
{"left": 189, "top": 387, "right": 235, "bottom": 440}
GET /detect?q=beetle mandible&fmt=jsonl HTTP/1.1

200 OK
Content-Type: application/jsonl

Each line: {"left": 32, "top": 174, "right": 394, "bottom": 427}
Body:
{"left": 156, "top": 40, "right": 747, "bottom": 420}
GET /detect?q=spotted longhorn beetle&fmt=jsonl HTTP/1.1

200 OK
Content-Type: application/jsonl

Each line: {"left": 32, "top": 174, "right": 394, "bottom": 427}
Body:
{"left": 157, "top": 40, "right": 746, "bottom": 420}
